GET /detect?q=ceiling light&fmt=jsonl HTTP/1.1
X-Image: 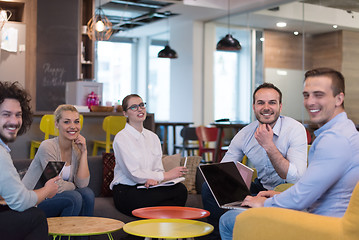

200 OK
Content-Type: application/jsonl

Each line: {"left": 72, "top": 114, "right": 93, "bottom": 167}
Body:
{"left": 158, "top": 45, "right": 178, "bottom": 59}
{"left": 157, "top": 11, "right": 178, "bottom": 59}
{"left": 276, "top": 22, "right": 287, "bottom": 28}
{"left": 260, "top": 37, "right": 265, "bottom": 42}
{"left": 333, "top": 25, "right": 338, "bottom": 29}
{"left": 216, "top": 0, "right": 241, "bottom": 51}
{"left": 294, "top": 31, "right": 299, "bottom": 35}
{"left": 87, "top": 5, "right": 113, "bottom": 41}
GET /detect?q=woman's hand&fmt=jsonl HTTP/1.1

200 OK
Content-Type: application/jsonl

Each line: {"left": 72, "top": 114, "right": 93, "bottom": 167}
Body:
{"left": 74, "top": 134, "right": 87, "bottom": 153}
{"left": 163, "top": 166, "right": 188, "bottom": 181}
{"left": 145, "top": 179, "right": 159, "bottom": 188}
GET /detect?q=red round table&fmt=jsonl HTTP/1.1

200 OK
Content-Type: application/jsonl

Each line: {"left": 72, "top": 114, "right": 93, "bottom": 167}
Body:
{"left": 132, "top": 206, "right": 210, "bottom": 219}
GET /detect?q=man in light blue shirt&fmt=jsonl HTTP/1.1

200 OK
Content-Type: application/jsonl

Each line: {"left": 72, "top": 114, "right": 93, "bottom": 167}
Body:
{"left": 219, "top": 68, "right": 359, "bottom": 240}
{"left": 202, "top": 83, "right": 308, "bottom": 239}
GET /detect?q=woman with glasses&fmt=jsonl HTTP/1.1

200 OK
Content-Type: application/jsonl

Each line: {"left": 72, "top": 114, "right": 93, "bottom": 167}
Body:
{"left": 110, "top": 94, "right": 188, "bottom": 216}
{"left": 22, "top": 104, "right": 95, "bottom": 218}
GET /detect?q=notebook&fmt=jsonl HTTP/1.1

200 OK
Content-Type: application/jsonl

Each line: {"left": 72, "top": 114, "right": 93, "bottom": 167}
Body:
{"left": 199, "top": 161, "right": 253, "bottom": 211}
{"left": 37, "top": 161, "right": 65, "bottom": 186}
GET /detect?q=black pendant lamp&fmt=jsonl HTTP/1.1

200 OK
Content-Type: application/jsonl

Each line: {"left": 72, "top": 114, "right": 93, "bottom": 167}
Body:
{"left": 216, "top": 0, "right": 241, "bottom": 51}
{"left": 158, "top": 45, "right": 178, "bottom": 58}
{"left": 158, "top": 11, "right": 178, "bottom": 59}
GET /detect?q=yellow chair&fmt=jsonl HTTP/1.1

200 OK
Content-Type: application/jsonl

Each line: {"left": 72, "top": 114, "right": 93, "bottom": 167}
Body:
{"left": 233, "top": 182, "right": 359, "bottom": 240}
{"left": 92, "top": 116, "right": 127, "bottom": 156}
{"left": 30, "top": 114, "right": 83, "bottom": 159}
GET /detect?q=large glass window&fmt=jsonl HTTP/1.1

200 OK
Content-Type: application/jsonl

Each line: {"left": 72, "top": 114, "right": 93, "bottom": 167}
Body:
{"left": 148, "top": 45, "right": 170, "bottom": 121}
{"left": 214, "top": 28, "right": 253, "bottom": 123}
{"left": 96, "top": 41, "right": 132, "bottom": 106}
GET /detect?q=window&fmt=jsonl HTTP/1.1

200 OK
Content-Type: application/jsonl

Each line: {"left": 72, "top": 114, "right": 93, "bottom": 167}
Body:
{"left": 214, "top": 27, "right": 254, "bottom": 123}
{"left": 96, "top": 41, "right": 133, "bottom": 106}
{"left": 148, "top": 45, "right": 170, "bottom": 121}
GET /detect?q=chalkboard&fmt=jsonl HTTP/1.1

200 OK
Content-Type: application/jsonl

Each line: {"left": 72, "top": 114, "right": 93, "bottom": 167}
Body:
{"left": 36, "top": 0, "right": 80, "bottom": 111}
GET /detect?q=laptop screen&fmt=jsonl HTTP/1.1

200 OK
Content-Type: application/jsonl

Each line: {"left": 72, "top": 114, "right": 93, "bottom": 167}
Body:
{"left": 200, "top": 162, "right": 251, "bottom": 206}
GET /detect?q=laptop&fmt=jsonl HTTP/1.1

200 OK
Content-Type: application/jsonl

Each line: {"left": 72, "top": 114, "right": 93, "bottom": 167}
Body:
{"left": 199, "top": 161, "right": 253, "bottom": 211}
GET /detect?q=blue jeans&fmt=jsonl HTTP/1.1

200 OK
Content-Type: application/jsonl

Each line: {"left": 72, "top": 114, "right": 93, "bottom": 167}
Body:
{"left": 219, "top": 209, "right": 243, "bottom": 240}
{"left": 201, "top": 182, "right": 227, "bottom": 239}
{"left": 38, "top": 187, "right": 95, "bottom": 217}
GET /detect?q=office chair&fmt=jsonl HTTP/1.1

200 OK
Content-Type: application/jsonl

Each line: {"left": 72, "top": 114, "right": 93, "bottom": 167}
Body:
{"left": 195, "top": 126, "right": 225, "bottom": 163}
{"left": 174, "top": 127, "right": 199, "bottom": 156}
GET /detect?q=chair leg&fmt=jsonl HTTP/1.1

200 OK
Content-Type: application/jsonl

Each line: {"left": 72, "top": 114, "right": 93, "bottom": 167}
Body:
{"left": 92, "top": 143, "right": 98, "bottom": 156}
{"left": 30, "top": 143, "right": 37, "bottom": 159}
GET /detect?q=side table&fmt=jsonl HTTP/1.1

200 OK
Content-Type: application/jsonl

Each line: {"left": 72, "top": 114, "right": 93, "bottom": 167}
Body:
{"left": 47, "top": 216, "right": 124, "bottom": 240}
{"left": 132, "top": 206, "right": 210, "bottom": 219}
{"left": 123, "top": 218, "right": 213, "bottom": 240}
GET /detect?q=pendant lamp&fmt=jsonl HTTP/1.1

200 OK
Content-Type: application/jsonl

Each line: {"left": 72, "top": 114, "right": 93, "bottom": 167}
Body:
{"left": 87, "top": 3, "right": 113, "bottom": 41}
{"left": 216, "top": 0, "right": 241, "bottom": 51}
{"left": 158, "top": 45, "right": 178, "bottom": 58}
{"left": 158, "top": 12, "right": 178, "bottom": 59}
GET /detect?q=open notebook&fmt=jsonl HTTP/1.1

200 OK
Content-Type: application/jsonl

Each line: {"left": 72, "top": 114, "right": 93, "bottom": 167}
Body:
{"left": 137, "top": 177, "right": 185, "bottom": 189}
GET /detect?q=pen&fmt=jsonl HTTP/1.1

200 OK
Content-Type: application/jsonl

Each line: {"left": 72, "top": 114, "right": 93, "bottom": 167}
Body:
{"left": 184, "top": 157, "right": 188, "bottom": 167}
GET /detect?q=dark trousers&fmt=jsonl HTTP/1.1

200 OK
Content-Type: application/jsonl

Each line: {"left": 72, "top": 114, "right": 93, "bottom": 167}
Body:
{"left": 0, "top": 206, "right": 48, "bottom": 240}
{"left": 201, "top": 178, "right": 266, "bottom": 239}
{"left": 112, "top": 182, "right": 188, "bottom": 216}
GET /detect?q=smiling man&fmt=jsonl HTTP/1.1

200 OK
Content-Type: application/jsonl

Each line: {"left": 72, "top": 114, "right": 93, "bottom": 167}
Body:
{"left": 0, "top": 81, "right": 59, "bottom": 240}
{"left": 219, "top": 68, "right": 359, "bottom": 240}
{"left": 201, "top": 83, "right": 308, "bottom": 239}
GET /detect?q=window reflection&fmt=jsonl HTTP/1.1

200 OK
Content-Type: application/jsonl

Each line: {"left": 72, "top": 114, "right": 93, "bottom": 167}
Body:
{"left": 96, "top": 41, "right": 132, "bottom": 106}
{"left": 148, "top": 45, "right": 170, "bottom": 121}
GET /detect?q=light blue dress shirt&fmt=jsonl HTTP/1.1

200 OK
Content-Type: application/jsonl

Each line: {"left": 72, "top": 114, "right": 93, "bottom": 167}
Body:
{"left": 265, "top": 112, "right": 359, "bottom": 217}
{"left": 221, "top": 116, "right": 308, "bottom": 189}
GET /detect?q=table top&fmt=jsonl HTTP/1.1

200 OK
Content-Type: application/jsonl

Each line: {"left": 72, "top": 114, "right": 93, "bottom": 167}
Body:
{"left": 155, "top": 121, "right": 193, "bottom": 126}
{"left": 211, "top": 121, "right": 249, "bottom": 128}
{"left": 132, "top": 206, "right": 210, "bottom": 219}
{"left": 123, "top": 219, "right": 213, "bottom": 239}
{"left": 47, "top": 216, "right": 124, "bottom": 236}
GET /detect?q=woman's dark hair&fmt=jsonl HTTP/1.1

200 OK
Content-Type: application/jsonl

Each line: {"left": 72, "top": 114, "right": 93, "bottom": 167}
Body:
{"left": 0, "top": 81, "right": 33, "bottom": 135}
{"left": 122, "top": 94, "right": 142, "bottom": 111}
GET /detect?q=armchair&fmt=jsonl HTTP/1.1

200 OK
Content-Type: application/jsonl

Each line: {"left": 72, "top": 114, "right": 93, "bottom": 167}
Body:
{"left": 233, "top": 182, "right": 359, "bottom": 240}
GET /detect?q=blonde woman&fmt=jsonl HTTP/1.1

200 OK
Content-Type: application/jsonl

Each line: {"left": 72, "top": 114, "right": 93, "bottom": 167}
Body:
{"left": 110, "top": 94, "right": 188, "bottom": 216}
{"left": 22, "top": 104, "right": 94, "bottom": 217}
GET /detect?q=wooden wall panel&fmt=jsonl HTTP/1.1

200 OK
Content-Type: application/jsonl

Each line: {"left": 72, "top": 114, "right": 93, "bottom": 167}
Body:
{"left": 264, "top": 30, "right": 305, "bottom": 70}
{"left": 310, "top": 31, "right": 342, "bottom": 71}
{"left": 342, "top": 31, "right": 359, "bottom": 123}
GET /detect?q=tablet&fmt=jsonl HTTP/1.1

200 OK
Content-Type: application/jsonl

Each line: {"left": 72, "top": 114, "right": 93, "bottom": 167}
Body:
{"left": 37, "top": 161, "right": 65, "bottom": 186}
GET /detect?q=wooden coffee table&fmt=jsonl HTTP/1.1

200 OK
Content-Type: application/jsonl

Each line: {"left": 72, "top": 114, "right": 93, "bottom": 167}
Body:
{"left": 47, "top": 216, "right": 124, "bottom": 240}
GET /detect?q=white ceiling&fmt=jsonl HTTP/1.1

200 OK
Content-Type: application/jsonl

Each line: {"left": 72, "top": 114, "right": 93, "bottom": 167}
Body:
{"left": 110, "top": 0, "right": 359, "bottom": 39}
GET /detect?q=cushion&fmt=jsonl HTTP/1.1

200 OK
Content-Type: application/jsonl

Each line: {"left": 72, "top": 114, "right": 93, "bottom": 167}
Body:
{"left": 101, "top": 153, "right": 116, "bottom": 197}
{"left": 162, "top": 154, "right": 181, "bottom": 172}
{"left": 180, "top": 156, "right": 202, "bottom": 194}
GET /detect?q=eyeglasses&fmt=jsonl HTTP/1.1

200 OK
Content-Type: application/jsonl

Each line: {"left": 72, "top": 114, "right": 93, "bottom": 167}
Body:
{"left": 127, "top": 102, "right": 146, "bottom": 111}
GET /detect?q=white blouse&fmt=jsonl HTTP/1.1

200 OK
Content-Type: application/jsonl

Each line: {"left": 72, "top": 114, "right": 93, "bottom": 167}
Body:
{"left": 110, "top": 123, "right": 164, "bottom": 188}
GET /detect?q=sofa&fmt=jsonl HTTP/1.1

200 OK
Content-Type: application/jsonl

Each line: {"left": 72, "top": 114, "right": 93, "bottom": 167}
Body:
{"left": 13, "top": 154, "right": 206, "bottom": 239}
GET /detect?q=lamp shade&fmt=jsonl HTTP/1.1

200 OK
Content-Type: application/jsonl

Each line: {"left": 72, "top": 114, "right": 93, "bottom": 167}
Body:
{"left": 216, "top": 34, "right": 241, "bottom": 51}
{"left": 87, "top": 7, "right": 113, "bottom": 41}
{"left": 158, "top": 45, "right": 178, "bottom": 59}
